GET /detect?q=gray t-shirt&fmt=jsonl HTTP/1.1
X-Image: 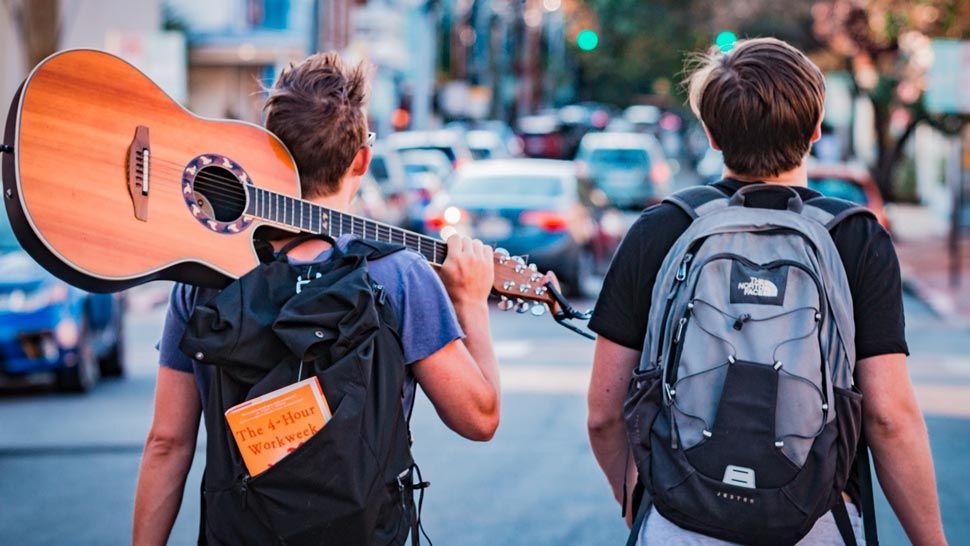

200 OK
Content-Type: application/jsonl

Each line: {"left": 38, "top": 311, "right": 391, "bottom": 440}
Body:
{"left": 157, "top": 235, "right": 464, "bottom": 414}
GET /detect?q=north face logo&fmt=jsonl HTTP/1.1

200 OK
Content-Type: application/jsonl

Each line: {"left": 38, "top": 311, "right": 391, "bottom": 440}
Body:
{"left": 730, "top": 262, "right": 789, "bottom": 306}
{"left": 737, "top": 277, "right": 778, "bottom": 298}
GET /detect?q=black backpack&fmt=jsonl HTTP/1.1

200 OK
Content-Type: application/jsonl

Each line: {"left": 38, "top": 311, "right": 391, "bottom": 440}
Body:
{"left": 179, "top": 235, "right": 426, "bottom": 546}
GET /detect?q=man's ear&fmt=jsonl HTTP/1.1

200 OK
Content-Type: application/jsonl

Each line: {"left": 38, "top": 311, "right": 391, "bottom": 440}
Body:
{"left": 348, "top": 147, "right": 372, "bottom": 178}
{"left": 702, "top": 123, "right": 721, "bottom": 151}
{"left": 810, "top": 117, "right": 823, "bottom": 144}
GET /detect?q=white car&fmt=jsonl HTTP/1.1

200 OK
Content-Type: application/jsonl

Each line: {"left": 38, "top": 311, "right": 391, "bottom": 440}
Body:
{"left": 575, "top": 132, "right": 671, "bottom": 210}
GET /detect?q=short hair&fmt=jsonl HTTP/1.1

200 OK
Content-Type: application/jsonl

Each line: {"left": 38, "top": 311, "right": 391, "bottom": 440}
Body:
{"left": 685, "top": 37, "right": 825, "bottom": 178}
{"left": 263, "top": 52, "right": 370, "bottom": 198}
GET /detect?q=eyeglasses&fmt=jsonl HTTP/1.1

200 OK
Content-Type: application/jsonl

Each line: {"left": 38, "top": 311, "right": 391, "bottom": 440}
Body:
{"left": 365, "top": 132, "right": 375, "bottom": 148}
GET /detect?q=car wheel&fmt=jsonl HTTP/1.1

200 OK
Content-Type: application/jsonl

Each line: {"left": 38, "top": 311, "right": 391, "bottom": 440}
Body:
{"left": 56, "top": 321, "right": 99, "bottom": 393}
{"left": 99, "top": 310, "right": 126, "bottom": 378}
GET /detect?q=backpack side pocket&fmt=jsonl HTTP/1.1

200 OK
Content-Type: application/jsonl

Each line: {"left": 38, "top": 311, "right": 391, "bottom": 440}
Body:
{"left": 624, "top": 367, "right": 664, "bottom": 487}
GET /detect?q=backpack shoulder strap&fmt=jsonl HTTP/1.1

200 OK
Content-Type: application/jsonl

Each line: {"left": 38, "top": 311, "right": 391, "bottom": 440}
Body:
{"left": 662, "top": 185, "right": 729, "bottom": 219}
{"left": 343, "top": 237, "right": 407, "bottom": 261}
{"left": 802, "top": 196, "right": 876, "bottom": 231}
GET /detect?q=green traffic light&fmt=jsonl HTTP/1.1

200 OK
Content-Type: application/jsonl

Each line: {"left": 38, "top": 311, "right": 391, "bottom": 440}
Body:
{"left": 715, "top": 31, "right": 737, "bottom": 52}
{"left": 577, "top": 29, "right": 599, "bottom": 51}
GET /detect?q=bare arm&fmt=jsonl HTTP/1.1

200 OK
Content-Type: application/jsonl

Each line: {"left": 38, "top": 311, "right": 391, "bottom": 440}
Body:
{"left": 132, "top": 366, "right": 201, "bottom": 546}
{"left": 413, "top": 235, "right": 500, "bottom": 441}
{"left": 856, "top": 354, "right": 946, "bottom": 545}
{"left": 588, "top": 336, "right": 640, "bottom": 522}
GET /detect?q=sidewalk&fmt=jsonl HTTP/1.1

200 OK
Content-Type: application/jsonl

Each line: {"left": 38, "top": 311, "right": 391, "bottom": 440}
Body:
{"left": 889, "top": 204, "right": 970, "bottom": 323}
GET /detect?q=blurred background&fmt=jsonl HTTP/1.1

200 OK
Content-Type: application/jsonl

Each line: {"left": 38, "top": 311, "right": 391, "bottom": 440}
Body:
{"left": 0, "top": 0, "right": 968, "bottom": 544}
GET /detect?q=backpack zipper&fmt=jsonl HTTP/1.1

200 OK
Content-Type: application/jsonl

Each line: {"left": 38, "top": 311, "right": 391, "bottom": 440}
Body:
{"left": 239, "top": 474, "right": 250, "bottom": 509}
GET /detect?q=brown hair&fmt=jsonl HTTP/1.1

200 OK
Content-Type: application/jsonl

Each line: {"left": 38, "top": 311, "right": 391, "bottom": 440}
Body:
{"left": 685, "top": 37, "right": 825, "bottom": 178}
{"left": 263, "top": 52, "right": 370, "bottom": 198}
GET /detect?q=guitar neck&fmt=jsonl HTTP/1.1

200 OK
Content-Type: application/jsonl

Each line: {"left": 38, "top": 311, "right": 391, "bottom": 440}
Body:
{"left": 245, "top": 185, "right": 448, "bottom": 266}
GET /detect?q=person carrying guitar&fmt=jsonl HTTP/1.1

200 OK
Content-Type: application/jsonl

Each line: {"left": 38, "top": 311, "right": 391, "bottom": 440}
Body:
{"left": 132, "top": 52, "right": 503, "bottom": 545}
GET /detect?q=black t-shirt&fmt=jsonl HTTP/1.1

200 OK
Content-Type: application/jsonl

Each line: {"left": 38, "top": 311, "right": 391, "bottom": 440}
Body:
{"left": 590, "top": 178, "right": 909, "bottom": 359}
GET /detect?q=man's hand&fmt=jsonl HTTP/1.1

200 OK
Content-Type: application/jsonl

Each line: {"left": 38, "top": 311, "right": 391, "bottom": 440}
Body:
{"left": 439, "top": 235, "right": 494, "bottom": 306}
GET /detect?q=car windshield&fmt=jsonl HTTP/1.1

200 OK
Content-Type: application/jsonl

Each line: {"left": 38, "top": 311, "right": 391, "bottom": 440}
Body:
{"left": 0, "top": 204, "right": 21, "bottom": 252}
{"left": 588, "top": 148, "right": 649, "bottom": 169}
{"left": 451, "top": 175, "right": 564, "bottom": 201}
{"left": 807, "top": 177, "right": 868, "bottom": 205}
{"left": 398, "top": 145, "right": 456, "bottom": 162}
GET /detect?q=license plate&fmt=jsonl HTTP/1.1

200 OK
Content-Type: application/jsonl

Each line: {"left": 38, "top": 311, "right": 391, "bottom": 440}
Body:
{"left": 476, "top": 216, "right": 512, "bottom": 240}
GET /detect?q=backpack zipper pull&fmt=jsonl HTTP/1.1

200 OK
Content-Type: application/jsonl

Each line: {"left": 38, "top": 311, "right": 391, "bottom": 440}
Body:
{"left": 239, "top": 474, "right": 250, "bottom": 509}
{"left": 673, "top": 317, "right": 687, "bottom": 343}
{"left": 733, "top": 313, "right": 751, "bottom": 331}
{"left": 675, "top": 253, "right": 694, "bottom": 282}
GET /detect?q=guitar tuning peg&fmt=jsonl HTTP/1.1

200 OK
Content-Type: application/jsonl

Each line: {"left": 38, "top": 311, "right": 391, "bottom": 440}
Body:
{"left": 528, "top": 263, "right": 538, "bottom": 272}
{"left": 512, "top": 255, "right": 526, "bottom": 265}
{"left": 494, "top": 247, "right": 509, "bottom": 257}
{"left": 530, "top": 304, "right": 546, "bottom": 317}
{"left": 515, "top": 299, "right": 530, "bottom": 314}
{"left": 498, "top": 295, "right": 514, "bottom": 311}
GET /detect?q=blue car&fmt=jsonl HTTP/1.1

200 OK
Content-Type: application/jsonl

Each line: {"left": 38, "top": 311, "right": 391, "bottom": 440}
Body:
{"left": 0, "top": 206, "right": 124, "bottom": 392}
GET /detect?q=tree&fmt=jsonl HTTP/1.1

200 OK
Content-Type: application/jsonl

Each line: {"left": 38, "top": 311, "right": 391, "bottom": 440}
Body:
{"left": 811, "top": 0, "right": 970, "bottom": 201}
{"left": 2, "top": 0, "right": 61, "bottom": 72}
{"left": 571, "top": 0, "right": 815, "bottom": 106}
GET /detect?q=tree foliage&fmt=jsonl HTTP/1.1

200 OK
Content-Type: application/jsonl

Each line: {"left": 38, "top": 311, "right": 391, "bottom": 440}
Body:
{"left": 571, "top": 0, "right": 815, "bottom": 106}
{"left": 811, "top": 0, "right": 969, "bottom": 200}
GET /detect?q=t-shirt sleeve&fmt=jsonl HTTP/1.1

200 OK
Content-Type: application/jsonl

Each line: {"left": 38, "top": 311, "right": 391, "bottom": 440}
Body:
{"left": 589, "top": 204, "right": 691, "bottom": 350}
{"left": 157, "top": 284, "right": 196, "bottom": 373}
{"left": 841, "top": 221, "right": 909, "bottom": 359}
{"left": 394, "top": 256, "right": 464, "bottom": 365}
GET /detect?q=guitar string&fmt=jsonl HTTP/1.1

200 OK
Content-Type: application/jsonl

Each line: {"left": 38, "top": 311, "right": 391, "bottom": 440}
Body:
{"left": 139, "top": 164, "right": 448, "bottom": 259}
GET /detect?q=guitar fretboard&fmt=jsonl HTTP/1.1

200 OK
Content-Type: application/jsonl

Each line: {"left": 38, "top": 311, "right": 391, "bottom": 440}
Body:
{"left": 245, "top": 186, "right": 447, "bottom": 265}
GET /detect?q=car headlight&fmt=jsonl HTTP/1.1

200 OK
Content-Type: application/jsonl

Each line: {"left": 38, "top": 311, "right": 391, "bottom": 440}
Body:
{"left": 0, "top": 284, "right": 69, "bottom": 312}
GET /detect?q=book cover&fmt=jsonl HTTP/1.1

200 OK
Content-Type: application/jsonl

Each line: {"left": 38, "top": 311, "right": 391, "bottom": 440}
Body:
{"left": 224, "top": 376, "right": 332, "bottom": 476}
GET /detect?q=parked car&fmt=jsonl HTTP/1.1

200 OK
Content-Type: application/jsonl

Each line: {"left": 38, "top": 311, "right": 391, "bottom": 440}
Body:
{"left": 351, "top": 171, "right": 408, "bottom": 228}
{"left": 622, "top": 104, "right": 662, "bottom": 134}
{"left": 575, "top": 132, "right": 671, "bottom": 210}
{"left": 386, "top": 130, "right": 473, "bottom": 171}
{"left": 399, "top": 148, "right": 454, "bottom": 184}
{"left": 465, "top": 130, "right": 513, "bottom": 160}
{"left": 369, "top": 143, "right": 408, "bottom": 191}
{"left": 0, "top": 206, "right": 125, "bottom": 392}
{"left": 807, "top": 162, "right": 890, "bottom": 231}
{"left": 423, "top": 159, "right": 613, "bottom": 297}
{"left": 447, "top": 120, "right": 524, "bottom": 158}
{"left": 517, "top": 114, "right": 565, "bottom": 160}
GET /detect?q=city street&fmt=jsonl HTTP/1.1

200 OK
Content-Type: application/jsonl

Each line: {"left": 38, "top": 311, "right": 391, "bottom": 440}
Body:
{"left": 0, "top": 287, "right": 968, "bottom": 545}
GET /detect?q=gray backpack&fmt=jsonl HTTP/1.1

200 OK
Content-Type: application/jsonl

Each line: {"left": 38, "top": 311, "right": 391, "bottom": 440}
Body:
{"left": 624, "top": 184, "right": 874, "bottom": 545}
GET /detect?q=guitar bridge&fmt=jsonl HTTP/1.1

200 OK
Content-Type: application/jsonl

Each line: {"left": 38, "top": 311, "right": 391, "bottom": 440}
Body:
{"left": 127, "top": 125, "right": 150, "bottom": 221}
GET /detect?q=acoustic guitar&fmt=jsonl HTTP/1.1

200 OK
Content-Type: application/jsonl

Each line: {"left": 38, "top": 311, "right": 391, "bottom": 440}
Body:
{"left": 2, "top": 49, "right": 577, "bottom": 320}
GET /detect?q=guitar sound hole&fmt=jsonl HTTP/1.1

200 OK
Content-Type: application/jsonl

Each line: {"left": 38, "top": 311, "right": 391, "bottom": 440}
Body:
{"left": 193, "top": 166, "right": 246, "bottom": 222}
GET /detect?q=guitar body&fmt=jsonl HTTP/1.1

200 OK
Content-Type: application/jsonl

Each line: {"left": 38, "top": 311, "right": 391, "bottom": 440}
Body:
{"left": 2, "top": 49, "right": 302, "bottom": 292}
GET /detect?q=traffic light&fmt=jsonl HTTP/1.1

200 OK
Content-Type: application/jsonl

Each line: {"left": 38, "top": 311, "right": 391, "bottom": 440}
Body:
{"left": 577, "top": 29, "right": 599, "bottom": 51}
{"left": 715, "top": 31, "right": 737, "bottom": 53}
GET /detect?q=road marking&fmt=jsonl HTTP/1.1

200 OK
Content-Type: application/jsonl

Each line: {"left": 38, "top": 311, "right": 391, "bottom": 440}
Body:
{"left": 502, "top": 365, "right": 590, "bottom": 394}
{"left": 494, "top": 340, "right": 533, "bottom": 359}
{"left": 914, "top": 384, "right": 970, "bottom": 418}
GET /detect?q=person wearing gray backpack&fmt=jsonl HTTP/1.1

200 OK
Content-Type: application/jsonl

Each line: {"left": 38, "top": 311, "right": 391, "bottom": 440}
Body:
{"left": 587, "top": 38, "right": 947, "bottom": 545}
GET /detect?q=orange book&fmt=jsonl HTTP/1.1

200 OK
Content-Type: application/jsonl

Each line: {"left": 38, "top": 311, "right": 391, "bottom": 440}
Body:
{"left": 225, "top": 376, "right": 332, "bottom": 476}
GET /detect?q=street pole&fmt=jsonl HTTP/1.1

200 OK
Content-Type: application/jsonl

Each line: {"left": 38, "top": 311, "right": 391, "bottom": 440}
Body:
{"left": 948, "top": 134, "right": 964, "bottom": 288}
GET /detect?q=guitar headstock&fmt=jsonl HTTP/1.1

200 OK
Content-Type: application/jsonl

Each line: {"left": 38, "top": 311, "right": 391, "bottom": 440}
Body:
{"left": 491, "top": 248, "right": 556, "bottom": 316}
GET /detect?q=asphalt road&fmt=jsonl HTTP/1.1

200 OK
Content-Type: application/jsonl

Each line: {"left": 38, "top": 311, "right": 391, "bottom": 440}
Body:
{"left": 1, "top": 288, "right": 968, "bottom": 545}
